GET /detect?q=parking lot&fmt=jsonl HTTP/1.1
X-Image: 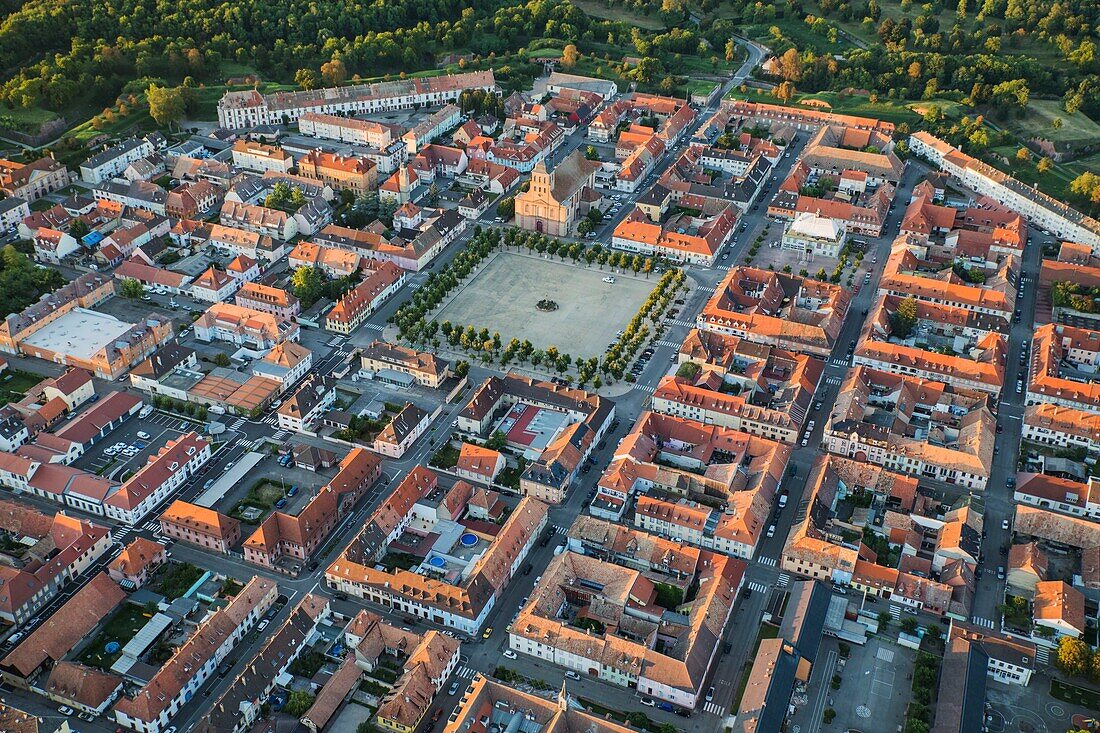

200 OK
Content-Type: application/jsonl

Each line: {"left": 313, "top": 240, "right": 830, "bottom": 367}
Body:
{"left": 75, "top": 410, "right": 194, "bottom": 481}
{"left": 433, "top": 251, "right": 657, "bottom": 359}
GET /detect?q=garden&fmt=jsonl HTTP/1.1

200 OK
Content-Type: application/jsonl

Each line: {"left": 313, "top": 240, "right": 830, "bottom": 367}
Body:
{"left": 77, "top": 603, "right": 153, "bottom": 669}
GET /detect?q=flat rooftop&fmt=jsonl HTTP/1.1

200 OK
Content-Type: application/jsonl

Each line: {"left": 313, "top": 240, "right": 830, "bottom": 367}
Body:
{"left": 497, "top": 403, "right": 568, "bottom": 451}
{"left": 22, "top": 308, "right": 133, "bottom": 359}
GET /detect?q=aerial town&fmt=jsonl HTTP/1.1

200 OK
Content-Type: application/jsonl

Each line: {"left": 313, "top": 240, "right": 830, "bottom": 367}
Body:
{"left": 0, "top": 13, "right": 1098, "bottom": 733}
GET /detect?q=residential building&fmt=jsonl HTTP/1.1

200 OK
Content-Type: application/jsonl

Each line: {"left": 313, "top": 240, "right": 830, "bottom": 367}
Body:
{"left": 45, "top": 661, "right": 124, "bottom": 717}
{"left": 697, "top": 267, "right": 850, "bottom": 357}
{"left": 199, "top": 595, "right": 330, "bottom": 733}
{"left": 359, "top": 340, "right": 450, "bottom": 388}
{"left": 1027, "top": 323, "right": 1100, "bottom": 413}
{"left": 324, "top": 262, "right": 405, "bottom": 334}
{"left": 508, "top": 545, "right": 743, "bottom": 711}
{"left": 113, "top": 577, "right": 277, "bottom": 733}
{"left": 220, "top": 200, "right": 298, "bottom": 241}
{"left": 165, "top": 180, "right": 220, "bottom": 219}
{"left": 104, "top": 433, "right": 211, "bottom": 525}
{"left": 1022, "top": 403, "right": 1100, "bottom": 456}
{"left": 277, "top": 375, "right": 336, "bottom": 433}
{"left": 234, "top": 281, "right": 299, "bottom": 320}
{"left": 946, "top": 621, "right": 1036, "bottom": 687}
{"left": 190, "top": 266, "right": 239, "bottom": 303}
{"left": 298, "top": 150, "right": 378, "bottom": 194}
{"left": 659, "top": 333, "right": 823, "bottom": 444}
{"left": 0, "top": 198, "right": 29, "bottom": 231}
{"left": 612, "top": 203, "right": 736, "bottom": 266}
{"left": 401, "top": 104, "right": 462, "bottom": 153}
{"left": 159, "top": 500, "right": 241, "bottom": 553}
{"left": 107, "top": 537, "right": 166, "bottom": 588}
{"left": 0, "top": 573, "right": 125, "bottom": 683}
{"left": 245, "top": 450, "right": 380, "bottom": 571}
{"left": 0, "top": 508, "right": 113, "bottom": 626}
{"left": 218, "top": 70, "right": 498, "bottom": 128}
{"left": 455, "top": 443, "right": 506, "bottom": 485}
{"left": 231, "top": 140, "right": 294, "bottom": 174}
{"left": 372, "top": 403, "right": 434, "bottom": 458}
{"left": 1033, "top": 580, "right": 1085, "bottom": 640}
{"left": 251, "top": 341, "right": 312, "bottom": 391}
{"left": 909, "top": 131, "right": 1100, "bottom": 250}
{"left": 80, "top": 138, "right": 154, "bottom": 184}
{"left": 326, "top": 467, "right": 548, "bottom": 634}
{"left": 0, "top": 157, "right": 71, "bottom": 202}
{"left": 298, "top": 113, "right": 396, "bottom": 148}
{"left": 195, "top": 302, "right": 299, "bottom": 349}
{"left": 288, "top": 241, "right": 361, "bottom": 278}
{"left": 823, "top": 366, "right": 995, "bottom": 490}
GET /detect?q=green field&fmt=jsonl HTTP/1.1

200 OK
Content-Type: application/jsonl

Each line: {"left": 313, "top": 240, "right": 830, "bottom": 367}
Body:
{"left": 78, "top": 604, "right": 152, "bottom": 669}
{"left": 724, "top": 87, "right": 921, "bottom": 126}
{"left": 1011, "top": 100, "right": 1100, "bottom": 146}
{"left": 570, "top": 0, "right": 666, "bottom": 30}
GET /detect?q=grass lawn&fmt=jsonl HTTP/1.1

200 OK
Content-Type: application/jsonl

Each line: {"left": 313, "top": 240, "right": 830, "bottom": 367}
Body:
{"left": 724, "top": 87, "right": 921, "bottom": 126}
{"left": 1050, "top": 678, "right": 1100, "bottom": 710}
{"left": 0, "top": 369, "right": 44, "bottom": 405}
{"left": 1008, "top": 100, "right": 1100, "bottom": 147}
{"left": 570, "top": 0, "right": 666, "bottom": 30}
{"left": 78, "top": 603, "right": 153, "bottom": 669}
{"left": 741, "top": 18, "right": 853, "bottom": 55}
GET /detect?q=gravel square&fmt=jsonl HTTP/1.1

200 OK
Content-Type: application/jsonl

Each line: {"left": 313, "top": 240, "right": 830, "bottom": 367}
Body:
{"left": 434, "top": 252, "right": 657, "bottom": 359}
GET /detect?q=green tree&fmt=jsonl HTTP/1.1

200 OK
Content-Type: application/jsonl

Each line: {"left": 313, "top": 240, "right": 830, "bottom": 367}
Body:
{"left": 497, "top": 197, "right": 515, "bottom": 220}
{"left": 675, "top": 362, "right": 700, "bottom": 380}
{"left": 584, "top": 145, "right": 600, "bottom": 161}
{"left": 1037, "top": 157, "right": 1054, "bottom": 174}
{"left": 147, "top": 83, "right": 185, "bottom": 127}
{"left": 119, "top": 278, "right": 144, "bottom": 299}
{"left": 294, "top": 68, "right": 319, "bottom": 90}
{"left": 890, "top": 297, "right": 919, "bottom": 338}
{"left": 900, "top": 617, "right": 919, "bottom": 634}
{"left": 1055, "top": 637, "right": 1091, "bottom": 677}
{"left": 283, "top": 691, "right": 315, "bottom": 717}
{"left": 290, "top": 266, "right": 326, "bottom": 308}
{"left": 68, "top": 219, "right": 90, "bottom": 241}
{"left": 213, "top": 353, "right": 231, "bottom": 367}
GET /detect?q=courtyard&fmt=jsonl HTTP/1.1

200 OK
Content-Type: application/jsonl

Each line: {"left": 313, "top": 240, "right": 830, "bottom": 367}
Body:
{"left": 433, "top": 251, "right": 657, "bottom": 359}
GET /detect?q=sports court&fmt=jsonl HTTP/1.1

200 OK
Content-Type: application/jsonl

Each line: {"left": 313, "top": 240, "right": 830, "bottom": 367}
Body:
{"left": 434, "top": 252, "right": 657, "bottom": 359}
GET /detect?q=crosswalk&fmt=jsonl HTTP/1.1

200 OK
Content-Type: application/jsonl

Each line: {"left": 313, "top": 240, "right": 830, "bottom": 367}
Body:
{"left": 633, "top": 383, "right": 656, "bottom": 394}
{"left": 271, "top": 429, "right": 290, "bottom": 442}
{"left": 361, "top": 322, "right": 384, "bottom": 331}
{"left": 829, "top": 358, "right": 850, "bottom": 367}
{"left": 261, "top": 414, "right": 279, "bottom": 426}
{"left": 455, "top": 666, "right": 477, "bottom": 679}
{"left": 665, "top": 319, "right": 695, "bottom": 329}
{"left": 824, "top": 375, "right": 844, "bottom": 386}
{"left": 228, "top": 417, "right": 247, "bottom": 430}
{"left": 1036, "top": 645, "right": 1050, "bottom": 665}
{"left": 550, "top": 524, "right": 570, "bottom": 535}
{"left": 757, "top": 556, "right": 777, "bottom": 567}
{"left": 889, "top": 605, "right": 902, "bottom": 620}
{"left": 777, "top": 572, "right": 790, "bottom": 588}
{"left": 656, "top": 340, "right": 681, "bottom": 349}
{"left": 702, "top": 701, "right": 724, "bottom": 716}
{"left": 110, "top": 527, "right": 133, "bottom": 545}
{"left": 970, "top": 616, "right": 996, "bottom": 630}
{"left": 747, "top": 581, "right": 770, "bottom": 594}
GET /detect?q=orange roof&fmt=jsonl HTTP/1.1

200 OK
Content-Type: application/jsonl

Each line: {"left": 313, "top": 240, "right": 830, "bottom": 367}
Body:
{"left": 160, "top": 499, "right": 240, "bottom": 541}
{"left": 108, "top": 536, "right": 164, "bottom": 577}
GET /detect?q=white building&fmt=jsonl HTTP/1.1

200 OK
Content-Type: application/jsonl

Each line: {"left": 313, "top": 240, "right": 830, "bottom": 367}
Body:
{"left": 80, "top": 138, "right": 155, "bottom": 184}
{"left": 781, "top": 211, "right": 847, "bottom": 259}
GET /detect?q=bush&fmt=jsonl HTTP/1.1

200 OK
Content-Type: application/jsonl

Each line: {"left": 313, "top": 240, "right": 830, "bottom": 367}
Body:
{"left": 823, "top": 708, "right": 836, "bottom": 724}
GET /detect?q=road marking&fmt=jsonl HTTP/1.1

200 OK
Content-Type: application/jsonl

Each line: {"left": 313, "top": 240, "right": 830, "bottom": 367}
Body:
{"left": 970, "top": 616, "right": 996, "bottom": 629}
{"left": 757, "top": 556, "right": 777, "bottom": 567}
{"left": 748, "top": 581, "right": 770, "bottom": 593}
{"left": 703, "top": 701, "right": 724, "bottom": 715}
{"left": 633, "top": 384, "right": 656, "bottom": 393}
{"left": 777, "top": 572, "right": 790, "bottom": 588}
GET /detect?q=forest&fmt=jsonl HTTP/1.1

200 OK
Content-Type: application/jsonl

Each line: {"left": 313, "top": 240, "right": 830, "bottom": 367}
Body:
{"left": 0, "top": 0, "right": 1097, "bottom": 113}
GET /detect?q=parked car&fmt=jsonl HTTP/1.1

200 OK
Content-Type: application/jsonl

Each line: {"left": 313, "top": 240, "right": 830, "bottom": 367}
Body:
{"left": 136, "top": 431, "right": 150, "bottom": 440}
{"left": 57, "top": 706, "right": 74, "bottom": 717}
{"left": 640, "top": 698, "right": 656, "bottom": 707}
{"left": 503, "top": 650, "right": 518, "bottom": 660}
{"left": 275, "top": 498, "right": 287, "bottom": 509}
{"left": 449, "top": 682, "right": 460, "bottom": 695}
{"left": 565, "top": 670, "right": 581, "bottom": 680}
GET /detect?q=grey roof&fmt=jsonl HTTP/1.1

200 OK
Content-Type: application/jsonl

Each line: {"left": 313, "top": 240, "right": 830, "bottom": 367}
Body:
{"left": 933, "top": 636, "right": 988, "bottom": 733}
{"left": 83, "top": 138, "right": 149, "bottom": 170}
{"left": 778, "top": 579, "right": 829, "bottom": 665}
{"left": 0, "top": 197, "right": 27, "bottom": 215}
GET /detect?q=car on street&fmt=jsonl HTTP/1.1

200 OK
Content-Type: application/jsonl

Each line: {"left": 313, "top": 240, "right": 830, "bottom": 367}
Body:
{"left": 602, "top": 276, "right": 616, "bottom": 284}
{"left": 640, "top": 698, "right": 656, "bottom": 707}
{"left": 1001, "top": 519, "right": 1010, "bottom": 531}
{"left": 449, "top": 682, "right": 460, "bottom": 695}
{"left": 997, "top": 566, "right": 1005, "bottom": 580}
{"left": 287, "top": 485, "right": 298, "bottom": 496}
{"left": 136, "top": 431, "right": 150, "bottom": 440}
{"left": 503, "top": 650, "right": 518, "bottom": 659}
{"left": 58, "top": 706, "right": 74, "bottom": 716}
{"left": 482, "top": 626, "right": 493, "bottom": 639}
{"left": 275, "top": 498, "right": 287, "bottom": 508}
{"left": 565, "top": 670, "right": 581, "bottom": 680}
{"left": 706, "top": 687, "right": 715, "bottom": 702}
{"left": 767, "top": 524, "right": 776, "bottom": 537}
